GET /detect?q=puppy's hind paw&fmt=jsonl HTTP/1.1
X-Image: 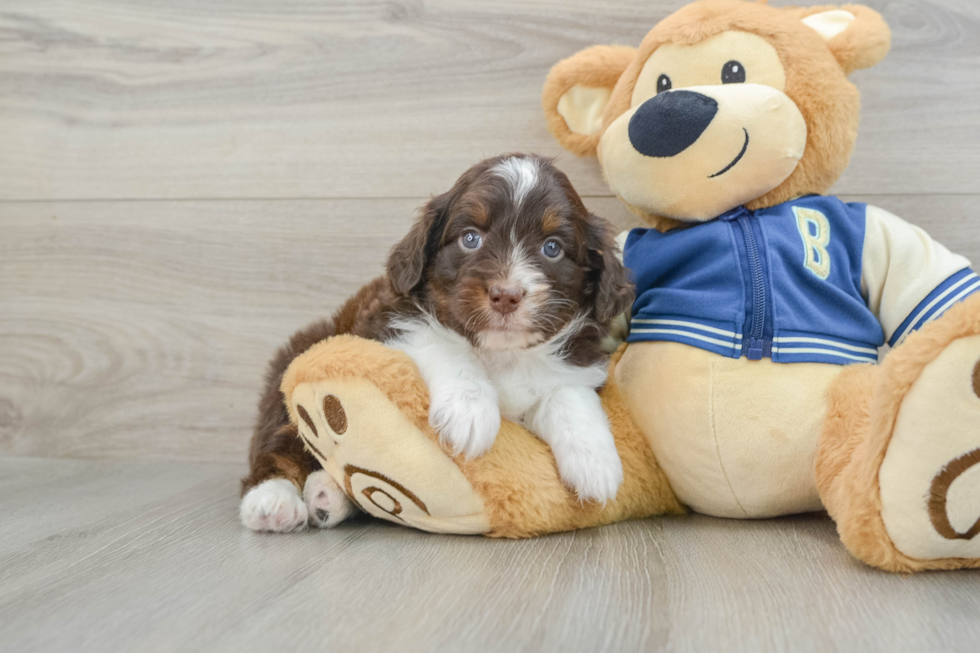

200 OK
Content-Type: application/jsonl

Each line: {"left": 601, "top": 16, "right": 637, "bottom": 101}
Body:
{"left": 240, "top": 478, "right": 309, "bottom": 532}
{"left": 304, "top": 470, "right": 358, "bottom": 528}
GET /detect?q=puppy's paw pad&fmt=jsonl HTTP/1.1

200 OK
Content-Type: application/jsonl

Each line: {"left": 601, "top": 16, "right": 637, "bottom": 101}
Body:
{"left": 429, "top": 387, "right": 501, "bottom": 459}
{"left": 304, "top": 470, "right": 357, "bottom": 528}
{"left": 240, "top": 478, "right": 309, "bottom": 533}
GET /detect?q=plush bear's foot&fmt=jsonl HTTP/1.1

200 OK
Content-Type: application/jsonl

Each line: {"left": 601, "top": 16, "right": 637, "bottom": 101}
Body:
{"left": 281, "top": 336, "right": 493, "bottom": 535}
{"left": 820, "top": 295, "right": 980, "bottom": 572}
{"left": 304, "top": 470, "right": 359, "bottom": 528}
{"left": 240, "top": 478, "right": 309, "bottom": 533}
{"left": 878, "top": 335, "right": 980, "bottom": 562}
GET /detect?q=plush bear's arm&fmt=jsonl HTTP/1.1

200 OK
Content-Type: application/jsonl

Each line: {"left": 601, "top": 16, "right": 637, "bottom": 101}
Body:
{"left": 861, "top": 204, "right": 980, "bottom": 346}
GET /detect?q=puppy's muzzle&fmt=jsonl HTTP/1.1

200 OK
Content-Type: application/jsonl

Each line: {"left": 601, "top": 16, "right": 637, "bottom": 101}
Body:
{"left": 628, "top": 90, "right": 719, "bottom": 158}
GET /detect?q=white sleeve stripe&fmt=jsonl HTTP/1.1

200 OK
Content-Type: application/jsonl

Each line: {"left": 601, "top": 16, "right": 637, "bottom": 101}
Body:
{"left": 893, "top": 272, "right": 977, "bottom": 345}
{"left": 771, "top": 347, "right": 877, "bottom": 362}
{"left": 924, "top": 280, "right": 980, "bottom": 327}
{"left": 631, "top": 318, "right": 742, "bottom": 339}
{"left": 629, "top": 328, "right": 740, "bottom": 350}
{"left": 771, "top": 336, "right": 878, "bottom": 354}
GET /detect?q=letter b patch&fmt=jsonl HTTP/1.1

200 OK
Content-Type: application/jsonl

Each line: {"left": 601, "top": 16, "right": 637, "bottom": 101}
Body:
{"left": 794, "top": 207, "right": 832, "bottom": 280}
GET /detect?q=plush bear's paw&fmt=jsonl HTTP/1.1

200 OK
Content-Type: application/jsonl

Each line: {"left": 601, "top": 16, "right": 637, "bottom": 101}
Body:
{"left": 428, "top": 383, "right": 501, "bottom": 460}
{"left": 879, "top": 335, "right": 980, "bottom": 560}
{"left": 240, "top": 478, "right": 309, "bottom": 533}
{"left": 304, "top": 470, "right": 358, "bottom": 528}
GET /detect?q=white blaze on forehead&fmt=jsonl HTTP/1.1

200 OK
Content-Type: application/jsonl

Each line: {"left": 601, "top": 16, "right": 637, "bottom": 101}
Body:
{"left": 492, "top": 156, "right": 540, "bottom": 208}
{"left": 508, "top": 245, "right": 549, "bottom": 298}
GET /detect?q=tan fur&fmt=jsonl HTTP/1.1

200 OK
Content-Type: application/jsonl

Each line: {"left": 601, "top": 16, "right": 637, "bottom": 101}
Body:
{"left": 282, "top": 337, "right": 683, "bottom": 537}
{"left": 267, "top": 2, "right": 976, "bottom": 573}
{"left": 543, "top": 0, "right": 891, "bottom": 225}
{"left": 538, "top": 0, "right": 980, "bottom": 572}
{"left": 817, "top": 293, "right": 980, "bottom": 572}
{"left": 281, "top": 334, "right": 432, "bottom": 436}
{"left": 789, "top": 5, "right": 891, "bottom": 73}
{"left": 542, "top": 45, "right": 638, "bottom": 156}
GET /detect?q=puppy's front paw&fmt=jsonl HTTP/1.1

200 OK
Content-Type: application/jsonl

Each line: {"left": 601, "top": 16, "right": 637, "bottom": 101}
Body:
{"left": 304, "top": 470, "right": 358, "bottom": 528}
{"left": 429, "top": 383, "right": 501, "bottom": 459}
{"left": 240, "top": 478, "right": 309, "bottom": 532}
{"left": 554, "top": 433, "right": 624, "bottom": 504}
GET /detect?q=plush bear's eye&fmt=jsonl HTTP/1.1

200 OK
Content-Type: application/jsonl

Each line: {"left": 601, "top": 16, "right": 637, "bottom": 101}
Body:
{"left": 721, "top": 60, "right": 746, "bottom": 84}
{"left": 656, "top": 74, "right": 672, "bottom": 94}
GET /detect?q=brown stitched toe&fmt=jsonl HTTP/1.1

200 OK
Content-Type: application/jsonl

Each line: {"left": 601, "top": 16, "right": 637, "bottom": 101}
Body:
{"left": 323, "top": 394, "right": 347, "bottom": 435}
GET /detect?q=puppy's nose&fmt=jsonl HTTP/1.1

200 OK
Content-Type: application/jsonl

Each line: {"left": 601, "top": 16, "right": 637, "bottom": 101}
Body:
{"left": 489, "top": 284, "right": 524, "bottom": 315}
{"left": 628, "top": 90, "right": 718, "bottom": 158}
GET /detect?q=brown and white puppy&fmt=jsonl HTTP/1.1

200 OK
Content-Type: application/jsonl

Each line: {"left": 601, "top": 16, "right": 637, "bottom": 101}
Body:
{"left": 240, "top": 154, "right": 634, "bottom": 532}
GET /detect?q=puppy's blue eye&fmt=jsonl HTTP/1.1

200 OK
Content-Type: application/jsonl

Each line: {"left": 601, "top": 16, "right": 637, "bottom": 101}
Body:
{"left": 460, "top": 230, "right": 483, "bottom": 250}
{"left": 541, "top": 239, "right": 563, "bottom": 259}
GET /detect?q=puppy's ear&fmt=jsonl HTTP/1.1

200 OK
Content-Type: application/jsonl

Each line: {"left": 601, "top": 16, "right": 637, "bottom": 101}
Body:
{"left": 585, "top": 213, "right": 634, "bottom": 325}
{"left": 387, "top": 192, "right": 452, "bottom": 296}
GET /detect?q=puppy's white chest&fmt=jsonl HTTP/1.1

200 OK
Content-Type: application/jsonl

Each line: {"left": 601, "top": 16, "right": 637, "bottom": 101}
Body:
{"left": 478, "top": 348, "right": 590, "bottom": 421}
{"left": 485, "top": 361, "right": 547, "bottom": 420}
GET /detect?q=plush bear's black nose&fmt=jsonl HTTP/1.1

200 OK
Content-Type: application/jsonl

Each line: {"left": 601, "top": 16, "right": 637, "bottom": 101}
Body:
{"left": 628, "top": 90, "right": 718, "bottom": 158}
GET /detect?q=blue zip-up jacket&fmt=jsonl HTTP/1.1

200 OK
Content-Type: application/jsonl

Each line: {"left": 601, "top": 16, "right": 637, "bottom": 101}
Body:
{"left": 624, "top": 196, "right": 979, "bottom": 365}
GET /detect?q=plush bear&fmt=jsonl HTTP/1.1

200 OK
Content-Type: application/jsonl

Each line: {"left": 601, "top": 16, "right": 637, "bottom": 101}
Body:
{"left": 280, "top": 0, "right": 980, "bottom": 572}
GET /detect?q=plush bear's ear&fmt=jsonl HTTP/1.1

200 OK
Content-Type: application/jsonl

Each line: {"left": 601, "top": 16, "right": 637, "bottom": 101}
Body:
{"left": 542, "top": 45, "right": 636, "bottom": 157}
{"left": 796, "top": 4, "right": 891, "bottom": 74}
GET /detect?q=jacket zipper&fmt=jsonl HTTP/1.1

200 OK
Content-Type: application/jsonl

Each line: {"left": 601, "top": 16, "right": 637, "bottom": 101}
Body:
{"left": 737, "top": 213, "right": 771, "bottom": 360}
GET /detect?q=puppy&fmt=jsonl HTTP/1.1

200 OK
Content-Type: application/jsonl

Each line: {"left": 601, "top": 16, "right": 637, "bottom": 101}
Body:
{"left": 240, "top": 154, "right": 634, "bottom": 532}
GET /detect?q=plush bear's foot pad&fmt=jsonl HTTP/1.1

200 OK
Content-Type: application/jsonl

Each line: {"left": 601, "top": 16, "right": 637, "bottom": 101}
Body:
{"left": 879, "top": 335, "right": 980, "bottom": 560}
{"left": 304, "top": 470, "right": 358, "bottom": 528}
{"left": 240, "top": 478, "right": 309, "bottom": 532}
{"left": 288, "top": 375, "right": 491, "bottom": 535}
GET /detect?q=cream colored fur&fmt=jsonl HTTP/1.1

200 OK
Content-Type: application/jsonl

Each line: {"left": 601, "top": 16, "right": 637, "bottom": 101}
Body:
{"left": 264, "top": 1, "right": 980, "bottom": 576}
{"left": 879, "top": 336, "right": 980, "bottom": 560}
{"left": 616, "top": 342, "right": 833, "bottom": 517}
{"left": 538, "top": 0, "right": 980, "bottom": 572}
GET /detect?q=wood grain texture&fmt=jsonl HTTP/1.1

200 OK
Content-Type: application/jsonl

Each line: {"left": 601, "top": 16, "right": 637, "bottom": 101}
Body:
{"left": 2, "top": 195, "right": 976, "bottom": 462}
{"left": 2, "top": 2, "right": 978, "bottom": 648}
{"left": 0, "top": 457, "right": 978, "bottom": 653}
{"left": 0, "top": 0, "right": 978, "bottom": 200}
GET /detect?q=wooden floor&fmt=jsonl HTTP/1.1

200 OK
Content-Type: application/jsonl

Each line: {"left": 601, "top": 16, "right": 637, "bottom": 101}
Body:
{"left": 1, "top": 457, "right": 978, "bottom": 653}
{"left": 2, "top": 1, "right": 980, "bottom": 651}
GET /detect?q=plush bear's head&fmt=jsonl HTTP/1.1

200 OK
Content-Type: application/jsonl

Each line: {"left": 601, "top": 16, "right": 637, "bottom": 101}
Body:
{"left": 543, "top": 0, "right": 890, "bottom": 227}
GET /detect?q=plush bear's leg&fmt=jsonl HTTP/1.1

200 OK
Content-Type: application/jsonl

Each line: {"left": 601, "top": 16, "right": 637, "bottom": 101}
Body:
{"left": 279, "top": 335, "right": 683, "bottom": 537}
{"left": 817, "top": 294, "right": 980, "bottom": 572}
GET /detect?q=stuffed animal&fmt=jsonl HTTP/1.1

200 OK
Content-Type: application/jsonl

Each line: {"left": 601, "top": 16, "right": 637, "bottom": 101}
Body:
{"left": 280, "top": 0, "right": 980, "bottom": 572}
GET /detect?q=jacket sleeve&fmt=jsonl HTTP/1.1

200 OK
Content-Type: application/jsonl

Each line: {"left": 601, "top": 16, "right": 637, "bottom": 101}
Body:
{"left": 861, "top": 204, "right": 979, "bottom": 347}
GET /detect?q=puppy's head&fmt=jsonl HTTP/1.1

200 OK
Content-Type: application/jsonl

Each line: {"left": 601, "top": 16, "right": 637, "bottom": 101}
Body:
{"left": 388, "top": 154, "right": 633, "bottom": 350}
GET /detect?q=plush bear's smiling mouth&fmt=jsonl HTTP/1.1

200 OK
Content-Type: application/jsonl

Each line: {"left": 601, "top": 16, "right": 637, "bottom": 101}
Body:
{"left": 709, "top": 128, "right": 750, "bottom": 179}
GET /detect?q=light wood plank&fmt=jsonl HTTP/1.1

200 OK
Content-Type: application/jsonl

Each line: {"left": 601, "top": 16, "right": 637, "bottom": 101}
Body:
{"left": 1, "top": 195, "right": 976, "bottom": 462}
{"left": 0, "top": 457, "right": 977, "bottom": 653}
{"left": 1, "top": 0, "right": 978, "bottom": 200}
